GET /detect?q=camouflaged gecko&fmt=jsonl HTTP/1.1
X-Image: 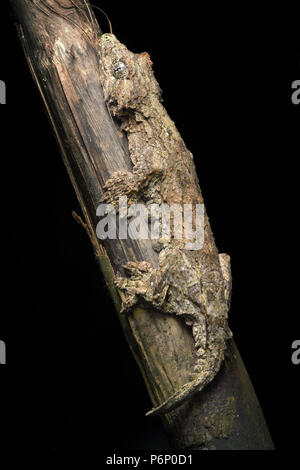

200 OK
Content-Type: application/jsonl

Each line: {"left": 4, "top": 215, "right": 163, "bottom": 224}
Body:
{"left": 98, "top": 34, "right": 232, "bottom": 416}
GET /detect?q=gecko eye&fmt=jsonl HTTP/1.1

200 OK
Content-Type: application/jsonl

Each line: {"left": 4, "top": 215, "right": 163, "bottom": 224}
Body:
{"left": 113, "top": 61, "right": 128, "bottom": 78}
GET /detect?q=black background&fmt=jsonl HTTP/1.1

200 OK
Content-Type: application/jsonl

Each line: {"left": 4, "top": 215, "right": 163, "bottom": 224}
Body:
{"left": 0, "top": 0, "right": 299, "bottom": 454}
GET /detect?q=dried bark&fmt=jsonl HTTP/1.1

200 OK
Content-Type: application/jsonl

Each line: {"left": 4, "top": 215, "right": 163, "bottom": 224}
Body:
{"left": 11, "top": 0, "right": 274, "bottom": 449}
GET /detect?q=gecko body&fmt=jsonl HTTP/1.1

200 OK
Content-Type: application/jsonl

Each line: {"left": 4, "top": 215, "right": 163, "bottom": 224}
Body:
{"left": 98, "top": 34, "right": 232, "bottom": 416}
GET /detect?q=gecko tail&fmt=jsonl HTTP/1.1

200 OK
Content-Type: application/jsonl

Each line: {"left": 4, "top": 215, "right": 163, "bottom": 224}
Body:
{"left": 145, "top": 356, "right": 224, "bottom": 417}
{"left": 145, "top": 380, "right": 200, "bottom": 417}
{"left": 145, "top": 371, "right": 213, "bottom": 417}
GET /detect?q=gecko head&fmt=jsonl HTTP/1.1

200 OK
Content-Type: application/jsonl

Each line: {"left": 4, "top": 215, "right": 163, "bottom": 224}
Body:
{"left": 98, "top": 33, "right": 160, "bottom": 114}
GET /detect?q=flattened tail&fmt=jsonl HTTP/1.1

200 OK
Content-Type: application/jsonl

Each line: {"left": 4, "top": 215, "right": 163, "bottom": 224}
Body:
{"left": 145, "top": 381, "right": 199, "bottom": 417}
{"left": 145, "top": 355, "right": 224, "bottom": 417}
{"left": 145, "top": 369, "right": 222, "bottom": 417}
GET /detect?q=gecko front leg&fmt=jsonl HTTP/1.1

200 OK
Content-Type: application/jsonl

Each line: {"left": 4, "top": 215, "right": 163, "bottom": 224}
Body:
{"left": 101, "top": 170, "right": 140, "bottom": 207}
{"left": 101, "top": 164, "right": 163, "bottom": 208}
{"left": 115, "top": 260, "right": 169, "bottom": 312}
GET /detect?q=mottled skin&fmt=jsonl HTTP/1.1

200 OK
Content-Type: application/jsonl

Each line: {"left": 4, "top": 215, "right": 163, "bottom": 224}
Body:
{"left": 98, "top": 33, "right": 201, "bottom": 207}
{"left": 98, "top": 34, "right": 232, "bottom": 416}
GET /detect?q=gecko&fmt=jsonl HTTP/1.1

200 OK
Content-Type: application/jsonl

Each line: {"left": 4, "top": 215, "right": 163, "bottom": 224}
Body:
{"left": 97, "top": 33, "right": 232, "bottom": 416}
